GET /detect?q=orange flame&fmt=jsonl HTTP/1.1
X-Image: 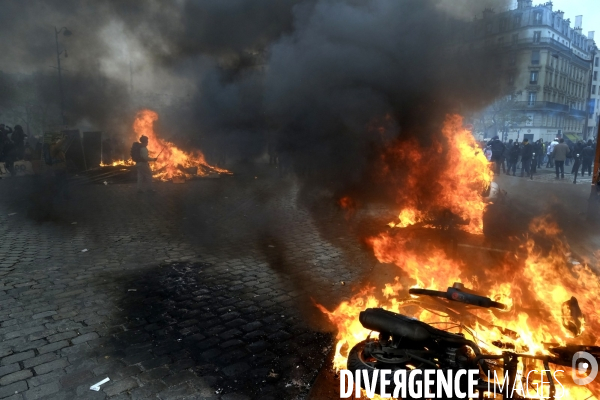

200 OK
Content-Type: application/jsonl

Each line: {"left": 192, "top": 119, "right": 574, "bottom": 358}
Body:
{"left": 319, "top": 115, "right": 599, "bottom": 399}
{"left": 101, "top": 109, "right": 230, "bottom": 181}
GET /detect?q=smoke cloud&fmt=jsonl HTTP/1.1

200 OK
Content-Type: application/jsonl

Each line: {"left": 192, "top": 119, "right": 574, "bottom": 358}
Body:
{"left": 1, "top": 0, "right": 510, "bottom": 195}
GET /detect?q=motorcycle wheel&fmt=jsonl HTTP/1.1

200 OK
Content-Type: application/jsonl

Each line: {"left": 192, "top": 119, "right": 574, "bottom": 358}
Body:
{"left": 347, "top": 340, "right": 465, "bottom": 400}
{"left": 347, "top": 340, "right": 394, "bottom": 397}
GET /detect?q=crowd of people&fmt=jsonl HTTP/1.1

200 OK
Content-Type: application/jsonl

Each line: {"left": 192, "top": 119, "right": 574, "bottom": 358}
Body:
{"left": 0, "top": 123, "right": 37, "bottom": 175}
{"left": 483, "top": 136, "right": 597, "bottom": 183}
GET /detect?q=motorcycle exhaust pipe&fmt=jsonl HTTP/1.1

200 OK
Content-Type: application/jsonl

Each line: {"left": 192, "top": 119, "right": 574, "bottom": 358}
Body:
{"left": 359, "top": 308, "right": 431, "bottom": 341}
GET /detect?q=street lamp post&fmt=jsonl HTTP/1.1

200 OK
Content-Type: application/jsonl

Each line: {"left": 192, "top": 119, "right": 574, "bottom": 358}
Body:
{"left": 54, "top": 27, "right": 72, "bottom": 126}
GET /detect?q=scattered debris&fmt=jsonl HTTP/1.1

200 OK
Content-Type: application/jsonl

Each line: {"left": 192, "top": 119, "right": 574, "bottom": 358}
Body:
{"left": 90, "top": 377, "right": 110, "bottom": 391}
{"left": 268, "top": 245, "right": 275, "bottom": 248}
{"left": 562, "top": 296, "right": 584, "bottom": 337}
{"left": 71, "top": 222, "right": 77, "bottom": 225}
{"left": 127, "top": 289, "right": 137, "bottom": 292}
{"left": 8, "top": 213, "right": 16, "bottom": 216}
{"left": 103, "top": 181, "right": 108, "bottom": 185}
{"left": 340, "top": 281, "right": 345, "bottom": 285}
{"left": 81, "top": 249, "right": 88, "bottom": 253}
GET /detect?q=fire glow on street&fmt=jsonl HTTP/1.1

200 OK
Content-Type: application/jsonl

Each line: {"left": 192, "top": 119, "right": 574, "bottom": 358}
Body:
{"left": 2, "top": 0, "right": 600, "bottom": 399}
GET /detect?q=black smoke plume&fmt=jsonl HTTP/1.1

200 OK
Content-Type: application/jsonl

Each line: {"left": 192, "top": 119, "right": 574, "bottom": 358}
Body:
{"left": 1, "top": 0, "right": 509, "bottom": 196}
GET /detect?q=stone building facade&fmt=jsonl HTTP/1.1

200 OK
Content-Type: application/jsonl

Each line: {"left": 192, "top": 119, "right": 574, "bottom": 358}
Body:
{"left": 477, "top": 0, "right": 596, "bottom": 143}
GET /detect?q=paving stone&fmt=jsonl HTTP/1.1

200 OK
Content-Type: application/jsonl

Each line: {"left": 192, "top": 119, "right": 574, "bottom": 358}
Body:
{"left": 59, "top": 369, "right": 93, "bottom": 389}
{"left": 221, "top": 394, "right": 251, "bottom": 400}
{"left": 71, "top": 332, "right": 99, "bottom": 345}
{"left": 45, "top": 331, "right": 77, "bottom": 343}
{"left": 0, "top": 179, "right": 355, "bottom": 400}
{"left": 102, "top": 378, "right": 138, "bottom": 397}
{"left": 161, "top": 370, "right": 198, "bottom": 388}
{"left": 0, "top": 364, "right": 20, "bottom": 379}
{"left": 0, "top": 370, "right": 33, "bottom": 386}
{"left": 26, "top": 370, "right": 67, "bottom": 388}
{"left": 22, "top": 382, "right": 60, "bottom": 400}
{"left": 21, "top": 354, "right": 59, "bottom": 369}
{"left": 33, "top": 358, "right": 69, "bottom": 375}
{"left": 37, "top": 341, "right": 69, "bottom": 355}
{"left": 31, "top": 311, "right": 56, "bottom": 320}
{"left": 222, "top": 362, "right": 250, "bottom": 377}
{"left": 0, "top": 381, "right": 27, "bottom": 399}
{"left": 1, "top": 352, "right": 34, "bottom": 367}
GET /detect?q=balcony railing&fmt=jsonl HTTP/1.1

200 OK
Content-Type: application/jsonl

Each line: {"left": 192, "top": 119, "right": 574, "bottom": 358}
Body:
{"left": 513, "top": 101, "right": 569, "bottom": 112}
{"left": 569, "top": 109, "right": 587, "bottom": 118}
{"left": 512, "top": 101, "right": 588, "bottom": 118}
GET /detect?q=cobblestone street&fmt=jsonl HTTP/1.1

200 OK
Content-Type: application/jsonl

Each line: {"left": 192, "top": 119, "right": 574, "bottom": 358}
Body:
{"left": 0, "top": 175, "right": 377, "bottom": 400}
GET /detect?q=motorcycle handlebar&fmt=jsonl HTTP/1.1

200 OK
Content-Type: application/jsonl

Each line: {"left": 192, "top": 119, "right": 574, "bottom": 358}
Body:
{"left": 409, "top": 287, "right": 507, "bottom": 310}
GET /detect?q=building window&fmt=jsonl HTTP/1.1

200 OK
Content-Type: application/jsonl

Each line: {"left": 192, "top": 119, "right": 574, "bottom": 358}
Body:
{"left": 512, "top": 33, "right": 519, "bottom": 44}
{"left": 533, "top": 31, "right": 541, "bottom": 43}
{"left": 528, "top": 92, "right": 537, "bottom": 105}
{"left": 595, "top": 71, "right": 598, "bottom": 81}
{"left": 513, "top": 14, "right": 522, "bottom": 28}
{"left": 500, "top": 18, "right": 508, "bottom": 32}
{"left": 510, "top": 53, "right": 516, "bottom": 66}
{"left": 534, "top": 11, "right": 542, "bottom": 25}
{"left": 596, "top": 57, "right": 599, "bottom": 67}
{"left": 486, "top": 22, "right": 492, "bottom": 34}
{"left": 531, "top": 50, "right": 540, "bottom": 65}
{"left": 530, "top": 71, "right": 539, "bottom": 84}
{"left": 593, "top": 85, "right": 596, "bottom": 95}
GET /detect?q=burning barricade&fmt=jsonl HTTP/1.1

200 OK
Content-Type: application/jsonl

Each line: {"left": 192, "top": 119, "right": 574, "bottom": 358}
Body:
{"left": 101, "top": 109, "right": 230, "bottom": 182}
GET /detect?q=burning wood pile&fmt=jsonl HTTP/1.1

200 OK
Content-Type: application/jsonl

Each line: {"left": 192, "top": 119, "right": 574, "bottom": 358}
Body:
{"left": 101, "top": 109, "right": 230, "bottom": 182}
{"left": 318, "top": 115, "right": 600, "bottom": 399}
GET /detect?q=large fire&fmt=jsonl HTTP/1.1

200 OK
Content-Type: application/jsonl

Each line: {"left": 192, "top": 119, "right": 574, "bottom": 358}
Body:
{"left": 318, "top": 115, "right": 600, "bottom": 399}
{"left": 101, "top": 109, "right": 229, "bottom": 181}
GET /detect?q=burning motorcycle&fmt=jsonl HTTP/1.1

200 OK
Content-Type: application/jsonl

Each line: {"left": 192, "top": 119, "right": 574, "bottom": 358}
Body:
{"left": 347, "top": 283, "right": 600, "bottom": 399}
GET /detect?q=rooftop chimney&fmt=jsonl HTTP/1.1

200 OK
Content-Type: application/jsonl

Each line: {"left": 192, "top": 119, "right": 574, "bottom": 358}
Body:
{"left": 517, "top": 0, "right": 533, "bottom": 10}
{"left": 575, "top": 15, "right": 583, "bottom": 29}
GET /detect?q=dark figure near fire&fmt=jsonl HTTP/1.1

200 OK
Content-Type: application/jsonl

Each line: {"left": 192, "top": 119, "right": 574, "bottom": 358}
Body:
{"left": 11, "top": 125, "right": 26, "bottom": 160}
{"left": 553, "top": 138, "right": 569, "bottom": 180}
{"left": 487, "top": 136, "right": 505, "bottom": 174}
{"left": 501, "top": 139, "right": 512, "bottom": 173}
{"left": 571, "top": 140, "right": 585, "bottom": 184}
{"left": 581, "top": 140, "right": 595, "bottom": 178}
{"left": 520, "top": 139, "right": 533, "bottom": 178}
{"left": 131, "top": 135, "right": 157, "bottom": 193}
{"left": 507, "top": 142, "right": 520, "bottom": 176}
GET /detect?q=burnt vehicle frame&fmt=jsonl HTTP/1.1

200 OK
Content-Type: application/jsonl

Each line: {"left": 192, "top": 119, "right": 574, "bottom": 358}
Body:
{"left": 347, "top": 283, "right": 599, "bottom": 399}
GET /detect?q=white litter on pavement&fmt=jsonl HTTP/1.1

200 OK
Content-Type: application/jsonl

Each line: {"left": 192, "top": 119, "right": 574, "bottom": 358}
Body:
{"left": 103, "top": 181, "right": 108, "bottom": 185}
{"left": 90, "top": 377, "right": 110, "bottom": 391}
{"left": 8, "top": 213, "right": 16, "bottom": 216}
{"left": 81, "top": 249, "right": 88, "bottom": 253}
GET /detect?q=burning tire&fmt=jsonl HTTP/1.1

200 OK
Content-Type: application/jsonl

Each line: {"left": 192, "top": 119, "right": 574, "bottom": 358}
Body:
{"left": 347, "top": 340, "right": 431, "bottom": 400}
{"left": 346, "top": 340, "right": 394, "bottom": 397}
{"left": 347, "top": 337, "right": 475, "bottom": 399}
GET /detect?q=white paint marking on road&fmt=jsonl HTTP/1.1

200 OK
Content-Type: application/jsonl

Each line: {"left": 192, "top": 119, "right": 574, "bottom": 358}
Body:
{"left": 90, "top": 377, "right": 110, "bottom": 391}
